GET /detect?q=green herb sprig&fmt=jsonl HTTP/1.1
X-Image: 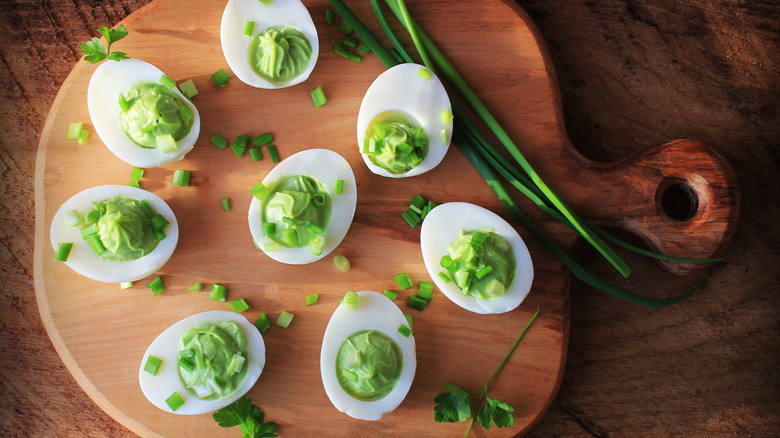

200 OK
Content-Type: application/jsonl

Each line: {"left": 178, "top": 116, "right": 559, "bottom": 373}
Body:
{"left": 212, "top": 396, "right": 278, "bottom": 438}
{"left": 433, "top": 310, "right": 539, "bottom": 436}
{"left": 80, "top": 25, "right": 129, "bottom": 63}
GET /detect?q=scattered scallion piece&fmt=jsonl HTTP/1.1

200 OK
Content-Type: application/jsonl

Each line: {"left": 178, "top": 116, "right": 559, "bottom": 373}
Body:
{"left": 172, "top": 170, "right": 191, "bottom": 187}
{"left": 438, "top": 271, "right": 452, "bottom": 283}
{"left": 337, "top": 19, "right": 354, "bottom": 34}
{"left": 221, "top": 197, "right": 231, "bottom": 211}
{"left": 405, "top": 313, "right": 414, "bottom": 331}
{"left": 441, "top": 108, "right": 454, "bottom": 124}
{"left": 417, "top": 67, "right": 431, "bottom": 80}
{"left": 77, "top": 129, "right": 89, "bottom": 146}
{"left": 53, "top": 243, "right": 73, "bottom": 262}
{"left": 254, "top": 313, "right": 271, "bottom": 333}
{"left": 249, "top": 147, "right": 263, "bottom": 161}
{"left": 179, "top": 79, "right": 198, "bottom": 99}
{"left": 178, "top": 357, "right": 195, "bottom": 372}
{"left": 394, "top": 273, "right": 413, "bottom": 290}
{"left": 157, "top": 133, "right": 178, "bottom": 154}
{"left": 147, "top": 276, "right": 165, "bottom": 296}
{"left": 334, "top": 44, "right": 362, "bottom": 63}
{"left": 229, "top": 298, "right": 250, "bottom": 313}
{"left": 440, "top": 128, "right": 449, "bottom": 145}
{"left": 84, "top": 234, "right": 106, "bottom": 255}
{"left": 305, "top": 294, "right": 319, "bottom": 306}
{"left": 63, "top": 209, "right": 84, "bottom": 227}
{"left": 334, "top": 255, "right": 351, "bottom": 272}
{"left": 258, "top": 0, "right": 271, "bottom": 4}
{"left": 151, "top": 214, "right": 170, "bottom": 232}
{"left": 325, "top": 8, "right": 335, "bottom": 25}
{"left": 401, "top": 208, "right": 421, "bottom": 228}
{"left": 232, "top": 135, "right": 249, "bottom": 157}
{"left": 187, "top": 282, "right": 203, "bottom": 292}
{"left": 143, "top": 355, "right": 163, "bottom": 376}
{"left": 342, "top": 35, "right": 358, "bottom": 48}
{"left": 210, "top": 284, "right": 227, "bottom": 302}
{"left": 67, "top": 122, "right": 83, "bottom": 140}
{"left": 243, "top": 21, "right": 255, "bottom": 36}
{"left": 383, "top": 290, "right": 398, "bottom": 300}
{"left": 120, "top": 281, "right": 133, "bottom": 289}
{"left": 211, "top": 69, "right": 231, "bottom": 87}
{"left": 210, "top": 133, "right": 228, "bottom": 150}
{"left": 160, "top": 74, "right": 176, "bottom": 88}
{"left": 262, "top": 222, "right": 276, "bottom": 237}
{"left": 356, "top": 39, "right": 371, "bottom": 54}
{"left": 267, "top": 144, "right": 280, "bottom": 163}
{"left": 165, "top": 392, "right": 185, "bottom": 412}
{"left": 398, "top": 324, "right": 412, "bottom": 337}
{"left": 227, "top": 354, "right": 245, "bottom": 375}
{"left": 118, "top": 93, "right": 130, "bottom": 112}
{"left": 334, "top": 179, "right": 344, "bottom": 194}
{"left": 276, "top": 311, "right": 294, "bottom": 328}
{"left": 264, "top": 242, "right": 279, "bottom": 252}
{"left": 129, "top": 166, "right": 144, "bottom": 181}
{"left": 252, "top": 132, "right": 274, "bottom": 147}
{"left": 418, "top": 281, "right": 434, "bottom": 300}
{"left": 342, "top": 290, "right": 359, "bottom": 309}
{"left": 250, "top": 181, "right": 271, "bottom": 200}
{"left": 476, "top": 265, "right": 494, "bottom": 279}
{"left": 408, "top": 294, "right": 428, "bottom": 311}
{"left": 310, "top": 86, "right": 327, "bottom": 108}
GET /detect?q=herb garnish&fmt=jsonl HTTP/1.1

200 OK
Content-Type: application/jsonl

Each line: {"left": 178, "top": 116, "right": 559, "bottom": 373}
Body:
{"left": 80, "top": 25, "right": 129, "bottom": 63}
{"left": 433, "top": 309, "right": 539, "bottom": 436}
{"left": 212, "top": 395, "right": 278, "bottom": 438}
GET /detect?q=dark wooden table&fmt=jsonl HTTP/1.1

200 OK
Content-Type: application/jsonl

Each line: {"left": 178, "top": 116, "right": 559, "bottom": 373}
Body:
{"left": 2, "top": 0, "right": 778, "bottom": 436}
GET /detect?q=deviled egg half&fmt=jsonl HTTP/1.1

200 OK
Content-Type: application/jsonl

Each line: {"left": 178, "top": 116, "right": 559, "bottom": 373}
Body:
{"left": 88, "top": 58, "right": 201, "bottom": 168}
{"left": 320, "top": 291, "right": 416, "bottom": 420}
{"left": 50, "top": 184, "right": 178, "bottom": 283}
{"left": 221, "top": 0, "right": 319, "bottom": 88}
{"left": 139, "top": 310, "right": 266, "bottom": 415}
{"left": 420, "top": 202, "right": 534, "bottom": 314}
{"left": 248, "top": 149, "right": 357, "bottom": 265}
{"left": 357, "top": 63, "right": 453, "bottom": 178}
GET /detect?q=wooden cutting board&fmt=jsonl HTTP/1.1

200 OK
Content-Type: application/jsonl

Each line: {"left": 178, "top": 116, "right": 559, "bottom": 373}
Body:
{"left": 33, "top": 0, "right": 738, "bottom": 437}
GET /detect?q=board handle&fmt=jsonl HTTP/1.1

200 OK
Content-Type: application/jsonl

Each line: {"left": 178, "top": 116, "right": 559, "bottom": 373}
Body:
{"left": 561, "top": 139, "right": 740, "bottom": 275}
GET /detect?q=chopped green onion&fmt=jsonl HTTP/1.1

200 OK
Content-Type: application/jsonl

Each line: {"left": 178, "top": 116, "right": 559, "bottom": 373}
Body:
{"left": 418, "top": 281, "right": 433, "bottom": 300}
{"left": 157, "top": 133, "right": 178, "bottom": 153}
{"left": 252, "top": 132, "right": 274, "bottom": 147}
{"left": 401, "top": 208, "right": 421, "bottom": 228}
{"left": 243, "top": 21, "right": 255, "bottom": 36}
{"left": 421, "top": 200, "right": 438, "bottom": 220}
{"left": 342, "top": 368, "right": 358, "bottom": 382}
{"left": 337, "top": 19, "right": 354, "bottom": 34}
{"left": 194, "top": 353, "right": 205, "bottom": 369}
{"left": 342, "top": 35, "right": 358, "bottom": 48}
{"left": 417, "top": 67, "right": 431, "bottom": 80}
{"left": 120, "top": 281, "right": 133, "bottom": 289}
{"left": 407, "top": 294, "right": 428, "bottom": 311}
{"left": 282, "top": 229, "right": 298, "bottom": 246}
{"left": 408, "top": 203, "right": 423, "bottom": 215}
{"left": 397, "top": 324, "right": 412, "bottom": 337}
{"left": 383, "top": 290, "right": 398, "bottom": 301}
{"left": 305, "top": 294, "right": 319, "bottom": 306}
{"left": 211, "top": 68, "right": 231, "bottom": 87}
{"left": 325, "top": 8, "right": 335, "bottom": 25}
{"left": 118, "top": 94, "right": 130, "bottom": 112}
{"left": 409, "top": 194, "right": 426, "bottom": 209}
{"left": 80, "top": 223, "right": 98, "bottom": 238}
{"left": 475, "top": 265, "right": 494, "bottom": 279}
{"left": 334, "top": 179, "right": 344, "bottom": 194}
{"left": 470, "top": 231, "right": 487, "bottom": 249}
{"left": 311, "top": 193, "right": 326, "bottom": 207}
{"left": 282, "top": 216, "right": 295, "bottom": 226}
{"left": 249, "top": 147, "right": 263, "bottom": 161}
{"left": 160, "top": 74, "right": 176, "bottom": 88}
{"left": 177, "top": 357, "right": 195, "bottom": 372}
{"left": 172, "top": 170, "right": 191, "bottom": 187}
{"left": 309, "top": 235, "right": 325, "bottom": 255}
{"left": 63, "top": 209, "right": 84, "bottom": 227}
{"left": 441, "top": 108, "right": 454, "bottom": 124}
{"left": 186, "top": 282, "right": 203, "bottom": 291}
{"left": 229, "top": 298, "right": 249, "bottom": 313}
{"left": 179, "top": 79, "right": 198, "bottom": 99}
{"left": 179, "top": 348, "right": 196, "bottom": 359}
{"left": 276, "top": 311, "right": 295, "bottom": 328}
{"left": 310, "top": 86, "right": 327, "bottom": 108}
{"left": 227, "top": 353, "right": 245, "bottom": 375}
{"left": 146, "top": 276, "right": 165, "bottom": 296}
{"left": 356, "top": 39, "right": 372, "bottom": 54}
{"left": 221, "top": 197, "right": 231, "bottom": 211}
{"left": 154, "top": 228, "right": 166, "bottom": 241}
{"left": 342, "top": 290, "right": 359, "bottom": 309}
{"left": 405, "top": 313, "right": 414, "bottom": 331}
{"left": 250, "top": 181, "right": 271, "bottom": 200}
{"left": 129, "top": 166, "right": 144, "bottom": 181}
{"left": 139, "top": 200, "right": 155, "bottom": 219}
{"left": 440, "top": 128, "right": 449, "bottom": 145}
{"left": 394, "top": 273, "right": 413, "bottom": 290}
{"left": 232, "top": 135, "right": 249, "bottom": 157}
{"left": 267, "top": 144, "right": 280, "bottom": 163}
{"left": 258, "top": 0, "right": 270, "bottom": 4}
{"left": 77, "top": 129, "right": 89, "bottom": 146}
{"left": 67, "top": 122, "right": 83, "bottom": 140}
{"left": 264, "top": 242, "right": 279, "bottom": 252}
{"left": 334, "top": 255, "right": 350, "bottom": 272}
{"left": 262, "top": 222, "right": 276, "bottom": 237}
{"left": 126, "top": 180, "right": 140, "bottom": 188}
{"left": 437, "top": 271, "right": 452, "bottom": 283}
{"left": 255, "top": 313, "right": 271, "bottom": 333}
{"left": 165, "top": 392, "right": 185, "bottom": 412}
{"left": 210, "top": 133, "right": 228, "bottom": 149}
{"left": 84, "top": 234, "right": 106, "bottom": 255}
{"left": 53, "top": 242, "right": 73, "bottom": 262}
{"left": 210, "top": 284, "right": 227, "bottom": 302}
{"left": 306, "top": 222, "right": 324, "bottom": 234}
{"left": 151, "top": 214, "right": 170, "bottom": 232}
{"left": 143, "top": 355, "right": 163, "bottom": 375}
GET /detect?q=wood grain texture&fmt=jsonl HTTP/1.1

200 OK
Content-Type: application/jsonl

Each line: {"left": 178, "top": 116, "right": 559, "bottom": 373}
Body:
{"left": 2, "top": 1, "right": 778, "bottom": 438}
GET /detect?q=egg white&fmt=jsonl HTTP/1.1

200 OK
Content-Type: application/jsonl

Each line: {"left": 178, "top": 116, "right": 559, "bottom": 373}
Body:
{"left": 138, "top": 310, "right": 266, "bottom": 415}
{"left": 248, "top": 149, "right": 357, "bottom": 265}
{"left": 87, "top": 58, "right": 201, "bottom": 168}
{"left": 220, "top": 0, "right": 319, "bottom": 89}
{"left": 356, "top": 63, "right": 452, "bottom": 178}
{"left": 420, "top": 202, "right": 534, "bottom": 314}
{"left": 49, "top": 184, "right": 179, "bottom": 283}
{"left": 320, "top": 291, "right": 416, "bottom": 421}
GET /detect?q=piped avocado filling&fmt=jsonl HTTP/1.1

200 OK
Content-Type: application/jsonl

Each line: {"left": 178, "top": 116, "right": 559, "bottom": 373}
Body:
{"left": 177, "top": 321, "right": 248, "bottom": 400}
{"left": 249, "top": 26, "right": 312, "bottom": 82}
{"left": 118, "top": 82, "right": 194, "bottom": 151}
{"left": 363, "top": 110, "right": 429, "bottom": 174}
{"left": 261, "top": 175, "right": 331, "bottom": 254}
{"left": 336, "top": 330, "right": 402, "bottom": 401}
{"left": 442, "top": 229, "right": 516, "bottom": 300}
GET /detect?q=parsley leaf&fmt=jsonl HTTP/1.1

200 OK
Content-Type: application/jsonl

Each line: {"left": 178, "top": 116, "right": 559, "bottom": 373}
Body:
{"left": 80, "top": 24, "right": 129, "bottom": 63}
{"left": 213, "top": 396, "right": 277, "bottom": 438}
{"left": 476, "top": 396, "right": 515, "bottom": 430}
{"left": 433, "top": 383, "right": 471, "bottom": 423}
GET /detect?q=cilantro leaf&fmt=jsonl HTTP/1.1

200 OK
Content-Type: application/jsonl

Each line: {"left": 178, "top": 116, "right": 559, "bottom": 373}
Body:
{"left": 213, "top": 396, "right": 277, "bottom": 438}
{"left": 80, "top": 25, "right": 129, "bottom": 64}
{"left": 476, "top": 396, "right": 515, "bottom": 430}
{"left": 433, "top": 383, "right": 471, "bottom": 423}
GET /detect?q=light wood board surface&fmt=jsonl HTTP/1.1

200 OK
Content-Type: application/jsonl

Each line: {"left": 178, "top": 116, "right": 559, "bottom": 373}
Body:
{"left": 32, "top": 0, "right": 738, "bottom": 437}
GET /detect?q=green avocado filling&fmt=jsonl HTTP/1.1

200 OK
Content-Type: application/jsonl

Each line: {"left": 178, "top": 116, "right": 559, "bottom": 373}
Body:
{"left": 118, "top": 82, "right": 194, "bottom": 151}
{"left": 249, "top": 26, "right": 312, "bottom": 82}
{"left": 261, "top": 175, "right": 331, "bottom": 253}
{"left": 78, "top": 195, "right": 166, "bottom": 261}
{"left": 444, "top": 229, "right": 516, "bottom": 300}
{"left": 364, "top": 110, "right": 429, "bottom": 175}
{"left": 178, "top": 321, "right": 249, "bottom": 400}
{"left": 336, "top": 330, "right": 403, "bottom": 401}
